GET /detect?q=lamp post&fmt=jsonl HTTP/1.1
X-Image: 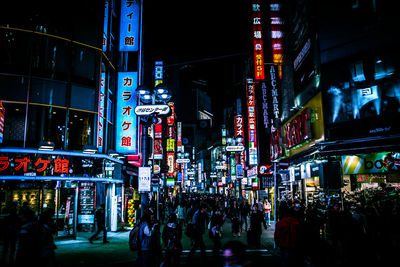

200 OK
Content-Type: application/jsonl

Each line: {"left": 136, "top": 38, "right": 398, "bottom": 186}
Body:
{"left": 135, "top": 83, "right": 172, "bottom": 219}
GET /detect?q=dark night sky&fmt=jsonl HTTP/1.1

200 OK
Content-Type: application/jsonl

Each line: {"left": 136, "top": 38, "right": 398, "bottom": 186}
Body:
{"left": 142, "top": 1, "right": 251, "bottom": 125}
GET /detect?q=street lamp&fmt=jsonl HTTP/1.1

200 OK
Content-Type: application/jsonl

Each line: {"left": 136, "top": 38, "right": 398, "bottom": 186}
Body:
{"left": 135, "top": 83, "right": 172, "bottom": 218}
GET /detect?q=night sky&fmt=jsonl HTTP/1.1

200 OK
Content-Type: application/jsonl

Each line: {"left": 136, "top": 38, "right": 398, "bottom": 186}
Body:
{"left": 142, "top": 0, "right": 251, "bottom": 124}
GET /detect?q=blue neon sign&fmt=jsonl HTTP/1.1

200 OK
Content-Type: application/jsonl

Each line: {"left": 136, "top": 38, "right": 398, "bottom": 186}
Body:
{"left": 119, "top": 0, "right": 140, "bottom": 52}
{"left": 116, "top": 72, "right": 138, "bottom": 153}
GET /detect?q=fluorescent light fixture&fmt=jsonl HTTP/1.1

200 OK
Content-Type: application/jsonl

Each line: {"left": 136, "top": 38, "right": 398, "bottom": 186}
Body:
{"left": 39, "top": 141, "right": 55, "bottom": 151}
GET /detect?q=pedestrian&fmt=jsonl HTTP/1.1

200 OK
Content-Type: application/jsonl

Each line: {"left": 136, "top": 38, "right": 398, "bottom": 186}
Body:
{"left": 1, "top": 202, "right": 20, "bottom": 265}
{"left": 240, "top": 199, "right": 250, "bottom": 232}
{"left": 161, "top": 213, "right": 182, "bottom": 267}
{"left": 89, "top": 203, "right": 109, "bottom": 243}
{"left": 229, "top": 200, "right": 241, "bottom": 237}
{"left": 264, "top": 199, "right": 272, "bottom": 225}
{"left": 222, "top": 240, "right": 246, "bottom": 267}
{"left": 274, "top": 205, "right": 300, "bottom": 267}
{"left": 187, "top": 203, "right": 208, "bottom": 262}
{"left": 16, "top": 207, "right": 41, "bottom": 266}
{"left": 176, "top": 202, "right": 186, "bottom": 227}
{"left": 209, "top": 207, "right": 226, "bottom": 260}
{"left": 136, "top": 209, "right": 158, "bottom": 267}
{"left": 248, "top": 203, "right": 267, "bottom": 248}
{"left": 38, "top": 209, "right": 58, "bottom": 267}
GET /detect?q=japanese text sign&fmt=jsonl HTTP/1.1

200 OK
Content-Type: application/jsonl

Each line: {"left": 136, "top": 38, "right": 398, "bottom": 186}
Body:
{"left": 119, "top": 0, "right": 140, "bottom": 51}
{"left": 116, "top": 72, "right": 138, "bottom": 153}
{"left": 251, "top": 0, "right": 265, "bottom": 80}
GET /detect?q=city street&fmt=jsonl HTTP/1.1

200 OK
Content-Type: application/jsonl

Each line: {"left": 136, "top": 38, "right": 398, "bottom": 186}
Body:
{"left": 53, "top": 220, "right": 281, "bottom": 267}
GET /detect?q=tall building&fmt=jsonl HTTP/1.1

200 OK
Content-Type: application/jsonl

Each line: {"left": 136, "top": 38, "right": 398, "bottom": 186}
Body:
{"left": 0, "top": 0, "right": 135, "bottom": 236}
{"left": 270, "top": 0, "right": 400, "bottom": 201}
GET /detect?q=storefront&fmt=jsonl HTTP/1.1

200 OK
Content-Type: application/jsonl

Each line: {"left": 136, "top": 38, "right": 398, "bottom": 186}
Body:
{"left": 341, "top": 152, "right": 400, "bottom": 191}
{"left": 0, "top": 148, "right": 125, "bottom": 238}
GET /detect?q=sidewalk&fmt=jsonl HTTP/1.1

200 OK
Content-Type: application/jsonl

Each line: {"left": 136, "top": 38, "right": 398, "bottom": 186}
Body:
{"left": 52, "top": 221, "right": 278, "bottom": 266}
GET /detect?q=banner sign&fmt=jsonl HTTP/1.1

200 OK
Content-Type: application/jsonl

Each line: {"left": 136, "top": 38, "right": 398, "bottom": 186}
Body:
{"left": 103, "top": 1, "right": 109, "bottom": 52}
{"left": 154, "top": 61, "right": 163, "bottom": 86}
{"left": 246, "top": 78, "right": 258, "bottom": 165}
{"left": 269, "top": 1, "right": 283, "bottom": 78}
{"left": 154, "top": 139, "right": 163, "bottom": 160}
{"left": 251, "top": 0, "right": 265, "bottom": 80}
{"left": 167, "top": 102, "right": 175, "bottom": 125}
{"left": 119, "top": 0, "right": 140, "bottom": 51}
{"left": 167, "top": 152, "right": 175, "bottom": 177}
{"left": 116, "top": 72, "right": 138, "bottom": 153}
{"left": 97, "top": 72, "right": 106, "bottom": 153}
{"left": 342, "top": 152, "right": 400, "bottom": 175}
{"left": 134, "top": 105, "right": 170, "bottom": 116}
{"left": 0, "top": 102, "right": 5, "bottom": 143}
{"left": 138, "top": 167, "right": 151, "bottom": 192}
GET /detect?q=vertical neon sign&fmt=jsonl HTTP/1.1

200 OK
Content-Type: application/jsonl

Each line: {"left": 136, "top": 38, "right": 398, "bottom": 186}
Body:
{"left": 251, "top": 0, "right": 265, "bottom": 80}
{"left": 116, "top": 72, "right": 138, "bottom": 153}
{"left": 119, "top": 0, "right": 140, "bottom": 52}
{"left": 246, "top": 78, "right": 258, "bottom": 165}
{"left": 270, "top": 1, "right": 283, "bottom": 78}
{"left": 103, "top": 1, "right": 109, "bottom": 52}
{"left": 97, "top": 72, "right": 106, "bottom": 153}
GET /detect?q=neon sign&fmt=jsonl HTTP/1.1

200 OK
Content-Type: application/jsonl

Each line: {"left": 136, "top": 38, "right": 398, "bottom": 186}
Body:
{"left": 251, "top": 0, "right": 265, "bottom": 80}
{"left": 119, "top": 0, "right": 140, "bottom": 52}
{"left": 116, "top": 72, "right": 138, "bottom": 153}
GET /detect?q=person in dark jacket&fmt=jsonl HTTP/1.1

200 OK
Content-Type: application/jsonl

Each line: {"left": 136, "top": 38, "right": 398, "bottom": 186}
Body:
{"left": 240, "top": 200, "right": 250, "bottom": 232}
{"left": 229, "top": 200, "right": 241, "bottom": 237}
{"left": 89, "top": 204, "right": 108, "bottom": 243}
{"left": 187, "top": 203, "right": 208, "bottom": 262}
{"left": 209, "top": 207, "right": 226, "bottom": 259}
{"left": 162, "top": 213, "right": 182, "bottom": 267}
{"left": 1, "top": 203, "right": 20, "bottom": 265}
{"left": 136, "top": 209, "right": 158, "bottom": 267}
{"left": 274, "top": 205, "right": 300, "bottom": 267}
{"left": 248, "top": 203, "right": 267, "bottom": 248}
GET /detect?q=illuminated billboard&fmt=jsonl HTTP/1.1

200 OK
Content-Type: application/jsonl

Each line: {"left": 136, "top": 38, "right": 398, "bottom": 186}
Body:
{"left": 119, "top": 0, "right": 140, "bottom": 52}
{"left": 246, "top": 78, "right": 258, "bottom": 165}
{"left": 97, "top": 72, "right": 106, "bottom": 153}
{"left": 251, "top": 0, "right": 265, "bottom": 80}
{"left": 116, "top": 72, "right": 138, "bottom": 153}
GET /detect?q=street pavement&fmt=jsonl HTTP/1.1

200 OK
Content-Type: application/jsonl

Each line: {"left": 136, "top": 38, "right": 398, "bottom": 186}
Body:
{"left": 53, "top": 220, "right": 282, "bottom": 267}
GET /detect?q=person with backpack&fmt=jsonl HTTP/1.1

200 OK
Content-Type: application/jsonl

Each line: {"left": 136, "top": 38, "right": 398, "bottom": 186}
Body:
{"left": 209, "top": 207, "right": 225, "bottom": 260}
{"left": 161, "top": 213, "right": 182, "bottom": 267}
{"left": 136, "top": 209, "right": 158, "bottom": 267}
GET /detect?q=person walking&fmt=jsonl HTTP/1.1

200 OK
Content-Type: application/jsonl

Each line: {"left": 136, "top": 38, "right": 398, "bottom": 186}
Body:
{"left": 161, "top": 214, "right": 182, "bottom": 267}
{"left": 264, "top": 199, "right": 272, "bottom": 225}
{"left": 209, "top": 207, "right": 226, "bottom": 260}
{"left": 229, "top": 200, "right": 241, "bottom": 237}
{"left": 38, "top": 209, "right": 58, "bottom": 267}
{"left": 1, "top": 203, "right": 20, "bottom": 265}
{"left": 274, "top": 205, "right": 300, "bottom": 267}
{"left": 248, "top": 203, "right": 267, "bottom": 248}
{"left": 16, "top": 207, "right": 41, "bottom": 266}
{"left": 176, "top": 202, "right": 186, "bottom": 227}
{"left": 187, "top": 203, "right": 208, "bottom": 262}
{"left": 89, "top": 203, "right": 109, "bottom": 244}
{"left": 136, "top": 209, "right": 158, "bottom": 267}
{"left": 240, "top": 199, "right": 250, "bottom": 232}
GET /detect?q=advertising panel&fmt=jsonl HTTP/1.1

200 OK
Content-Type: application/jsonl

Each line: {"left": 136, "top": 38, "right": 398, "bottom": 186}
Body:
{"left": 167, "top": 102, "right": 175, "bottom": 125}
{"left": 269, "top": 1, "right": 283, "bottom": 78}
{"left": 251, "top": 0, "right": 265, "bottom": 80}
{"left": 270, "top": 92, "right": 324, "bottom": 160}
{"left": 97, "top": 72, "right": 105, "bottom": 153}
{"left": 342, "top": 152, "right": 400, "bottom": 175}
{"left": 0, "top": 102, "right": 5, "bottom": 143}
{"left": 138, "top": 167, "right": 151, "bottom": 192}
{"left": 116, "top": 72, "right": 138, "bottom": 153}
{"left": 167, "top": 152, "right": 175, "bottom": 177}
{"left": 103, "top": 1, "right": 109, "bottom": 52}
{"left": 246, "top": 79, "right": 258, "bottom": 165}
{"left": 119, "top": 0, "right": 140, "bottom": 51}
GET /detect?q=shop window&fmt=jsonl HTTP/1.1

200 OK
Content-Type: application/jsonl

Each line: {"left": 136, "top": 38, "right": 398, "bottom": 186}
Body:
{"left": 67, "top": 110, "right": 95, "bottom": 150}
{"left": 70, "top": 84, "right": 96, "bottom": 112}
{"left": 26, "top": 105, "right": 67, "bottom": 149}
{"left": 1, "top": 102, "right": 26, "bottom": 147}
{"left": 0, "top": 75, "right": 28, "bottom": 102}
{"left": 71, "top": 45, "right": 97, "bottom": 83}
{"left": 30, "top": 78, "right": 67, "bottom": 107}
{"left": 0, "top": 30, "right": 30, "bottom": 75}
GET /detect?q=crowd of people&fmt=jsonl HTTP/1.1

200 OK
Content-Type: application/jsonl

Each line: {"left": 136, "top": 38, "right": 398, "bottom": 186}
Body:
{"left": 135, "top": 193, "right": 272, "bottom": 267}
{"left": 1, "top": 201, "right": 58, "bottom": 267}
{"left": 273, "top": 184, "right": 400, "bottom": 267}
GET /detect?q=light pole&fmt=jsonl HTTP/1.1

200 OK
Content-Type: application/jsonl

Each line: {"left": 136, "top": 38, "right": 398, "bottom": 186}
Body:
{"left": 135, "top": 83, "right": 172, "bottom": 219}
